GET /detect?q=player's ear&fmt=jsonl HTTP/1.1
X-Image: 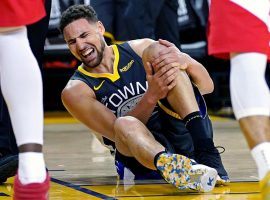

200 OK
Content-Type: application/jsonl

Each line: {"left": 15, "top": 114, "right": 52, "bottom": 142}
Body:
{"left": 97, "top": 21, "right": 105, "bottom": 35}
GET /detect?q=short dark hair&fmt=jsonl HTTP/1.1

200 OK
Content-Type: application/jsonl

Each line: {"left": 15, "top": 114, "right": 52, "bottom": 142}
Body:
{"left": 59, "top": 4, "right": 98, "bottom": 33}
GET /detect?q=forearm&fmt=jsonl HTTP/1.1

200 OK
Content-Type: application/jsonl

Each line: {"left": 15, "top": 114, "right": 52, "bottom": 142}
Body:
{"left": 61, "top": 82, "right": 117, "bottom": 142}
{"left": 184, "top": 54, "right": 214, "bottom": 94}
{"left": 125, "top": 91, "right": 157, "bottom": 124}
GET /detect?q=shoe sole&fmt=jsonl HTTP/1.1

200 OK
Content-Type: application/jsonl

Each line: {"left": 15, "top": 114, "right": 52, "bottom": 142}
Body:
{"left": 216, "top": 175, "right": 230, "bottom": 186}
{"left": 156, "top": 154, "right": 193, "bottom": 189}
{"left": 180, "top": 165, "right": 217, "bottom": 192}
{"left": 196, "top": 167, "right": 217, "bottom": 192}
{"left": 0, "top": 155, "right": 18, "bottom": 183}
{"left": 157, "top": 154, "right": 217, "bottom": 192}
{"left": 14, "top": 173, "right": 50, "bottom": 200}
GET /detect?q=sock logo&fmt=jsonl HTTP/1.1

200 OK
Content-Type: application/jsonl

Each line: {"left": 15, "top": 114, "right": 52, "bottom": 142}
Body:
{"left": 184, "top": 114, "right": 202, "bottom": 126}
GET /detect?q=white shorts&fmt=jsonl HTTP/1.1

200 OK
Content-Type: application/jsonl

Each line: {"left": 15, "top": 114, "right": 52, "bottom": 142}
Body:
{"left": 208, "top": 0, "right": 270, "bottom": 60}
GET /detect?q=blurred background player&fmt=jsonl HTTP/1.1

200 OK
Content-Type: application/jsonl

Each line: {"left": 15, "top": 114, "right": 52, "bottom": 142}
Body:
{"left": 91, "top": 0, "right": 180, "bottom": 48}
{"left": 208, "top": 0, "right": 270, "bottom": 199}
{"left": 0, "top": 0, "right": 50, "bottom": 199}
{"left": 0, "top": 0, "right": 52, "bottom": 185}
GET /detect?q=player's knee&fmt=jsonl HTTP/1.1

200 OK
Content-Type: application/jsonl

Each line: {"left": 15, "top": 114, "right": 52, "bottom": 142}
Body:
{"left": 114, "top": 116, "right": 139, "bottom": 138}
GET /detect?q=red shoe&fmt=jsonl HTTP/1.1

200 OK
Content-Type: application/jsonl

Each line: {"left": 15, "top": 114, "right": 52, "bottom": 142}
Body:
{"left": 13, "top": 172, "right": 50, "bottom": 200}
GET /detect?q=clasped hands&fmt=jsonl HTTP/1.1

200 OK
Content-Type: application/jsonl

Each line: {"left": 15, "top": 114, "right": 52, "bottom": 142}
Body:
{"left": 145, "top": 39, "right": 190, "bottom": 103}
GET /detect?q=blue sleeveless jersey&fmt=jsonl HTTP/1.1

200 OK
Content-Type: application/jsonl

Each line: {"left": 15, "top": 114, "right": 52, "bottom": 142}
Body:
{"left": 70, "top": 42, "right": 207, "bottom": 141}
{"left": 70, "top": 41, "right": 208, "bottom": 154}
{"left": 71, "top": 42, "right": 160, "bottom": 120}
{"left": 70, "top": 43, "right": 210, "bottom": 177}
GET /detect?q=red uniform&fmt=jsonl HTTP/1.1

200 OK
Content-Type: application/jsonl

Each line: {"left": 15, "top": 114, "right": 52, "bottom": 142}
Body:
{"left": 208, "top": 0, "right": 270, "bottom": 60}
{"left": 0, "top": 0, "right": 46, "bottom": 27}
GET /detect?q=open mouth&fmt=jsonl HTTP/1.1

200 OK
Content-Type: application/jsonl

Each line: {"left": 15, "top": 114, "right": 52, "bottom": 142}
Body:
{"left": 82, "top": 47, "right": 94, "bottom": 58}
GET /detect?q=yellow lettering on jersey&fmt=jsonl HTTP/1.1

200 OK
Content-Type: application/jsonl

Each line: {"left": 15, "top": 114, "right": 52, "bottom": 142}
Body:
{"left": 120, "top": 60, "right": 134, "bottom": 72}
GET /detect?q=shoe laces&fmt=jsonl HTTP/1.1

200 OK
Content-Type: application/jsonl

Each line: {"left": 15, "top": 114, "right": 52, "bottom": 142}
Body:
{"left": 213, "top": 146, "right": 225, "bottom": 154}
{"left": 195, "top": 146, "right": 227, "bottom": 176}
{"left": 195, "top": 146, "right": 225, "bottom": 167}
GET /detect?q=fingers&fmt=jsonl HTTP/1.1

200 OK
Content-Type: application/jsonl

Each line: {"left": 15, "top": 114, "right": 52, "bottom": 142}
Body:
{"left": 163, "top": 69, "right": 178, "bottom": 85}
{"left": 152, "top": 52, "right": 178, "bottom": 67}
{"left": 158, "top": 39, "right": 174, "bottom": 47}
{"left": 158, "top": 46, "right": 173, "bottom": 57}
{"left": 153, "top": 57, "right": 180, "bottom": 72}
{"left": 179, "top": 63, "right": 188, "bottom": 70}
{"left": 144, "top": 62, "right": 153, "bottom": 76}
{"left": 155, "top": 65, "right": 178, "bottom": 81}
{"left": 154, "top": 65, "right": 170, "bottom": 78}
{"left": 155, "top": 70, "right": 177, "bottom": 94}
{"left": 147, "top": 66, "right": 178, "bottom": 100}
{"left": 168, "top": 79, "right": 177, "bottom": 90}
{"left": 152, "top": 53, "right": 189, "bottom": 71}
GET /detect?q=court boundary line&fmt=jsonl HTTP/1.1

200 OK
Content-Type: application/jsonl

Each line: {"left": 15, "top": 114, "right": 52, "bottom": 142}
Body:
{"left": 51, "top": 177, "right": 117, "bottom": 200}
{"left": 105, "top": 192, "right": 260, "bottom": 198}
{"left": 0, "top": 192, "right": 9, "bottom": 197}
{"left": 78, "top": 180, "right": 259, "bottom": 186}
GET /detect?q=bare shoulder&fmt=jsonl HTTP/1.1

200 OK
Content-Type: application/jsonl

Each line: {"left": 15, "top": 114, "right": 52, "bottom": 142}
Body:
{"left": 128, "top": 38, "right": 155, "bottom": 58}
{"left": 61, "top": 79, "right": 96, "bottom": 104}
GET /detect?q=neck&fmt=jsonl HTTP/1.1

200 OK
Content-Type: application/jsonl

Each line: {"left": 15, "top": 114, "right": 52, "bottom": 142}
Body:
{"left": 83, "top": 45, "right": 115, "bottom": 74}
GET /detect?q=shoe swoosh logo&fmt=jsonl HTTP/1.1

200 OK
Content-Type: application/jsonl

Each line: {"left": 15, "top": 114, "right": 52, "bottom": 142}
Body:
{"left": 94, "top": 80, "right": 105, "bottom": 91}
{"left": 207, "top": 177, "right": 214, "bottom": 186}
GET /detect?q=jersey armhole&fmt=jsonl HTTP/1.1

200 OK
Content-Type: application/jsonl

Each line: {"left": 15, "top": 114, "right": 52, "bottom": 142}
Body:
{"left": 71, "top": 71, "right": 95, "bottom": 90}
{"left": 118, "top": 42, "right": 144, "bottom": 65}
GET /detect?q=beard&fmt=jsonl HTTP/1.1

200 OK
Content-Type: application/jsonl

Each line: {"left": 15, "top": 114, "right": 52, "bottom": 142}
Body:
{"left": 81, "top": 36, "right": 105, "bottom": 68}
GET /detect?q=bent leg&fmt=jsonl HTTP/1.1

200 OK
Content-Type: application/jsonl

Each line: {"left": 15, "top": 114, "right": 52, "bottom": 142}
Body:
{"left": 165, "top": 69, "right": 213, "bottom": 143}
{"left": 114, "top": 116, "right": 165, "bottom": 170}
{"left": 167, "top": 70, "right": 199, "bottom": 117}
{"left": 163, "top": 68, "right": 229, "bottom": 184}
{"left": 114, "top": 116, "right": 217, "bottom": 192}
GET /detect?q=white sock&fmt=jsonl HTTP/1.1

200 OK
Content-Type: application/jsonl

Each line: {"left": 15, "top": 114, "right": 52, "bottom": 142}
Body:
{"left": 251, "top": 142, "right": 270, "bottom": 180}
{"left": 18, "top": 152, "right": 46, "bottom": 184}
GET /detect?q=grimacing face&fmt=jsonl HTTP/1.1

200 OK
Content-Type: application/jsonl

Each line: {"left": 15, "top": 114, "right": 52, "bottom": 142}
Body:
{"left": 63, "top": 18, "right": 105, "bottom": 68}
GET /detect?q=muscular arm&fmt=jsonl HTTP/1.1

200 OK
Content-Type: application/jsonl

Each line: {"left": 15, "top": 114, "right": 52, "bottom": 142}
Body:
{"left": 152, "top": 39, "right": 214, "bottom": 95}
{"left": 181, "top": 53, "right": 214, "bottom": 95}
{"left": 61, "top": 80, "right": 116, "bottom": 142}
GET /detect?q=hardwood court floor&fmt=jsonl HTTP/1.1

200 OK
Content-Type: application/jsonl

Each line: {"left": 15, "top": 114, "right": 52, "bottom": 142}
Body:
{"left": 0, "top": 113, "right": 262, "bottom": 199}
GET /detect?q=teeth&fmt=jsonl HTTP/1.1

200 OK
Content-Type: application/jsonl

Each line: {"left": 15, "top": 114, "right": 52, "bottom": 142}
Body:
{"left": 82, "top": 48, "right": 94, "bottom": 57}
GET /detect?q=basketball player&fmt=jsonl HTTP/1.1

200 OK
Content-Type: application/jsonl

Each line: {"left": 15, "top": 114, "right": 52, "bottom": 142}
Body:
{"left": 59, "top": 5, "right": 227, "bottom": 191}
{"left": 0, "top": 0, "right": 52, "bottom": 185}
{"left": 208, "top": 0, "right": 270, "bottom": 199}
{"left": 0, "top": 1, "right": 50, "bottom": 199}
